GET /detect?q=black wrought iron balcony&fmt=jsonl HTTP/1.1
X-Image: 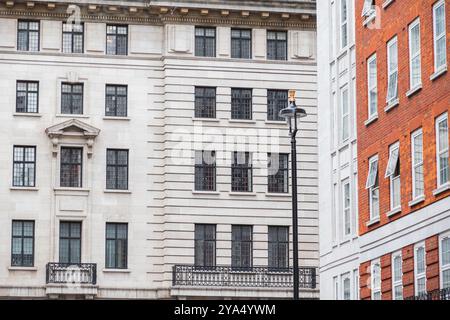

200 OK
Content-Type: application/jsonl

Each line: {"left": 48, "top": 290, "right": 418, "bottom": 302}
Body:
{"left": 404, "top": 287, "right": 450, "bottom": 300}
{"left": 46, "top": 263, "right": 97, "bottom": 285}
{"left": 172, "top": 265, "right": 316, "bottom": 289}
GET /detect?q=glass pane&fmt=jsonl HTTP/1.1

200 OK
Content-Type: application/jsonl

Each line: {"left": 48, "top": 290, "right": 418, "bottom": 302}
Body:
{"left": 416, "top": 247, "right": 425, "bottom": 273}
{"left": 106, "top": 240, "right": 115, "bottom": 268}
{"left": 23, "top": 238, "right": 33, "bottom": 254}
{"left": 443, "top": 269, "right": 450, "bottom": 289}
{"left": 117, "top": 224, "right": 127, "bottom": 239}
{"left": 71, "top": 222, "right": 81, "bottom": 237}
{"left": 23, "top": 222, "right": 33, "bottom": 236}
{"left": 70, "top": 239, "right": 81, "bottom": 263}
{"left": 59, "top": 239, "right": 69, "bottom": 263}
{"left": 12, "top": 238, "right": 22, "bottom": 254}
{"left": 106, "top": 224, "right": 116, "bottom": 239}
{"left": 12, "top": 221, "right": 23, "bottom": 236}
{"left": 442, "top": 238, "right": 450, "bottom": 265}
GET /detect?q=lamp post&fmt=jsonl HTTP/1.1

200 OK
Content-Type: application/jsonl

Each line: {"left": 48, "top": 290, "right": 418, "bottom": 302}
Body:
{"left": 279, "top": 90, "right": 307, "bottom": 300}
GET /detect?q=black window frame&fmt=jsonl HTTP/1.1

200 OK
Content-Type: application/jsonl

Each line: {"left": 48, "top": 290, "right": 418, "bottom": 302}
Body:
{"left": 267, "top": 30, "right": 288, "bottom": 61}
{"left": 194, "top": 224, "right": 216, "bottom": 268}
{"left": 17, "top": 20, "right": 40, "bottom": 52}
{"left": 106, "top": 149, "right": 129, "bottom": 190}
{"left": 61, "top": 82, "right": 84, "bottom": 115}
{"left": 105, "top": 223, "right": 128, "bottom": 269}
{"left": 12, "top": 145, "right": 36, "bottom": 188}
{"left": 231, "top": 28, "right": 252, "bottom": 59}
{"left": 16, "top": 80, "right": 39, "bottom": 113}
{"left": 268, "top": 153, "right": 289, "bottom": 193}
{"left": 194, "top": 150, "right": 216, "bottom": 191}
{"left": 195, "top": 26, "right": 216, "bottom": 57}
{"left": 62, "top": 22, "right": 84, "bottom": 54}
{"left": 231, "top": 88, "right": 252, "bottom": 120}
{"left": 105, "top": 84, "right": 128, "bottom": 117}
{"left": 11, "top": 220, "right": 35, "bottom": 267}
{"left": 268, "top": 226, "right": 289, "bottom": 271}
{"left": 267, "top": 89, "right": 288, "bottom": 121}
{"left": 195, "top": 87, "right": 216, "bottom": 119}
{"left": 231, "top": 152, "right": 253, "bottom": 192}
{"left": 231, "top": 225, "right": 253, "bottom": 270}
{"left": 59, "top": 221, "right": 82, "bottom": 264}
{"left": 60, "top": 147, "right": 83, "bottom": 188}
{"left": 106, "top": 24, "right": 128, "bottom": 56}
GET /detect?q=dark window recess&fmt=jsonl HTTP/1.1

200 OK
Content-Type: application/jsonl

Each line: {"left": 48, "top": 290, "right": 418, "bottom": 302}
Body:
{"left": 231, "top": 152, "right": 252, "bottom": 192}
{"left": 194, "top": 150, "right": 216, "bottom": 191}
{"left": 11, "top": 220, "right": 34, "bottom": 267}
{"left": 106, "top": 25, "right": 128, "bottom": 55}
{"left": 59, "top": 221, "right": 81, "bottom": 264}
{"left": 106, "top": 149, "right": 129, "bottom": 190}
{"left": 267, "top": 30, "right": 287, "bottom": 60}
{"left": 195, "top": 27, "right": 216, "bottom": 57}
{"left": 231, "top": 88, "right": 252, "bottom": 120}
{"left": 60, "top": 147, "right": 83, "bottom": 188}
{"left": 61, "top": 83, "right": 83, "bottom": 114}
{"left": 195, "top": 87, "right": 216, "bottom": 118}
{"left": 231, "top": 29, "right": 252, "bottom": 59}
{"left": 16, "top": 81, "right": 39, "bottom": 113}
{"left": 62, "top": 22, "right": 84, "bottom": 53}
{"left": 105, "top": 223, "right": 128, "bottom": 269}
{"left": 267, "top": 90, "right": 288, "bottom": 121}
{"left": 268, "top": 153, "right": 289, "bottom": 193}
{"left": 232, "top": 225, "right": 253, "bottom": 269}
{"left": 13, "top": 146, "right": 36, "bottom": 187}
{"left": 105, "top": 85, "right": 128, "bottom": 117}
{"left": 194, "top": 224, "right": 216, "bottom": 268}
{"left": 268, "top": 226, "right": 289, "bottom": 270}
{"left": 17, "top": 20, "right": 40, "bottom": 52}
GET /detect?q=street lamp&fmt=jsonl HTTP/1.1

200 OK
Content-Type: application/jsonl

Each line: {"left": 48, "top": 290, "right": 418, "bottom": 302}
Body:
{"left": 279, "top": 90, "right": 307, "bottom": 300}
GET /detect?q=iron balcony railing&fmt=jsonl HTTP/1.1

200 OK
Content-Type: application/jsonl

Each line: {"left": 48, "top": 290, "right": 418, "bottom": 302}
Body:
{"left": 405, "top": 287, "right": 450, "bottom": 300}
{"left": 172, "top": 265, "right": 316, "bottom": 289}
{"left": 46, "top": 263, "right": 97, "bottom": 285}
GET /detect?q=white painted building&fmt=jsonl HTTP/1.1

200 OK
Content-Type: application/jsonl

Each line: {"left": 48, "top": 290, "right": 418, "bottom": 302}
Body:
{"left": 0, "top": 0, "right": 319, "bottom": 299}
{"left": 317, "top": 0, "right": 360, "bottom": 300}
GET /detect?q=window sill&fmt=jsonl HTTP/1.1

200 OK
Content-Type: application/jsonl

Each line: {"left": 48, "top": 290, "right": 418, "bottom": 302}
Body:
{"left": 103, "top": 116, "right": 130, "bottom": 121}
{"left": 406, "top": 84, "right": 422, "bottom": 97}
{"left": 104, "top": 189, "right": 132, "bottom": 194}
{"left": 366, "top": 217, "right": 380, "bottom": 227}
{"left": 192, "top": 190, "right": 220, "bottom": 195}
{"left": 408, "top": 195, "right": 425, "bottom": 207}
{"left": 363, "top": 13, "right": 376, "bottom": 27}
{"left": 382, "top": 0, "right": 395, "bottom": 9}
{"left": 433, "top": 183, "right": 450, "bottom": 196}
{"left": 364, "top": 114, "right": 378, "bottom": 126}
{"left": 229, "top": 191, "right": 257, "bottom": 196}
{"left": 430, "top": 66, "right": 447, "bottom": 81}
{"left": 265, "top": 192, "right": 291, "bottom": 197}
{"left": 386, "top": 207, "right": 401, "bottom": 218}
{"left": 8, "top": 266, "right": 37, "bottom": 271}
{"left": 13, "top": 112, "right": 42, "bottom": 118}
{"left": 384, "top": 98, "right": 399, "bottom": 112}
{"left": 192, "top": 117, "right": 220, "bottom": 122}
{"left": 103, "top": 269, "right": 131, "bottom": 273}
{"left": 55, "top": 114, "right": 89, "bottom": 119}
{"left": 228, "top": 119, "right": 256, "bottom": 124}
{"left": 265, "top": 120, "right": 286, "bottom": 125}
{"left": 54, "top": 187, "right": 90, "bottom": 193}
{"left": 10, "top": 186, "right": 39, "bottom": 191}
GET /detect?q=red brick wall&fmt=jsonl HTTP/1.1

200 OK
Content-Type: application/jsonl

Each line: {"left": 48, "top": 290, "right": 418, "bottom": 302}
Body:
{"left": 402, "top": 244, "right": 415, "bottom": 299}
{"left": 381, "top": 253, "right": 392, "bottom": 300}
{"left": 356, "top": 0, "right": 450, "bottom": 236}
{"left": 426, "top": 235, "right": 440, "bottom": 292}
{"left": 360, "top": 261, "right": 372, "bottom": 300}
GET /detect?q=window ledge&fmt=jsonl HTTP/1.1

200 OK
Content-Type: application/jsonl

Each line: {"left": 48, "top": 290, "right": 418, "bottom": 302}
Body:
{"left": 55, "top": 114, "right": 89, "bottom": 119}
{"left": 13, "top": 112, "right": 42, "bottom": 117}
{"left": 54, "top": 187, "right": 90, "bottom": 193}
{"left": 364, "top": 114, "right": 378, "bottom": 126}
{"left": 265, "top": 120, "right": 286, "bottom": 125}
{"left": 10, "top": 186, "right": 39, "bottom": 191}
{"left": 192, "top": 190, "right": 220, "bottom": 195}
{"left": 229, "top": 191, "right": 257, "bottom": 196}
{"left": 363, "top": 13, "right": 377, "bottom": 27}
{"left": 409, "top": 195, "right": 425, "bottom": 207}
{"left": 386, "top": 207, "right": 401, "bottom": 218}
{"left": 384, "top": 98, "right": 399, "bottom": 112}
{"left": 8, "top": 266, "right": 37, "bottom": 271}
{"left": 103, "top": 116, "right": 130, "bottom": 121}
{"left": 430, "top": 66, "right": 447, "bottom": 81}
{"left": 382, "top": 0, "right": 395, "bottom": 9}
{"left": 433, "top": 183, "right": 450, "bottom": 196}
{"left": 103, "top": 269, "right": 131, "bottom": 273}
{"left": 192, "top": 117, "right": 220, "bottom": 122}
{"left": 228, "top": 119, "right": 256, "bottom": 124}
{"left": 366, "top": 217, "right": 380, "bottom": 227}
{"left": 406, "top": 84, "right": 422, "bottom": 97}
{"left": 104, "top": 189, "right": 132, "bottom": 194}
{"left": 265, "top": 192, "right": 291, "bottom": 197}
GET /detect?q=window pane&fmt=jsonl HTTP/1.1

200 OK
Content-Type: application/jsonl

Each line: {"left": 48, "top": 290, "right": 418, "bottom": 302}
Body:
{"left": 442, "top": 237, "right": 450, "bottom": 265}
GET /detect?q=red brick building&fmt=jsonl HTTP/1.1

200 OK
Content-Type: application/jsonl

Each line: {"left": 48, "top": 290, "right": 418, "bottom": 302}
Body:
{"left": 355, "top": 0, "right": 449, "bottom": 299}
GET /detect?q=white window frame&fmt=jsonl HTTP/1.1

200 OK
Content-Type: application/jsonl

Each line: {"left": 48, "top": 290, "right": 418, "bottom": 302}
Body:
{"left": 340, "top": 0, "right": 348, "bottom": 50}
{"left": 342, "top": 272, "right": 351, "bottom": 300}
{"left": 414, "top": 242, "right": 427, "bottom": 296}
{"left": 341, "top": 86, "right": 350, "bottom": 142}
{"left": 386, "top": 142, "right": 401, "bottom": 211}
{"left": 362, "top": 0, "right": 375, "bottom": 17}
{"left": 371, "top": 259, "right": 381, "bottom": 300}
{"left": 433, "top": 0, "right": 447, "bottom": 72}
{"left": 342, "top": 179, "right": 351, "bottom": 237}
{"left": 386, "top": 36, "right": 398, "bottom": 104}
{"left": 411, "top": 129, "right": 424, "bottom": 200}
{"left": 436, "top": 113, "right": 449, "bottom": 188}
{"left": 392, "top": 251, "right": 403, "bottom": 300}
{"left": 439, "top": 231, "right": 450, "bottom": 289}
{"left": 367, "top": 54, "right": 378, "bottom": 119}
{"left": 353, "top": 269, "right": 360, "bottom": 300}
{"left": 408, "top": 18, "right": 422, "bottom": 90}
{"left": 333, "top": 276, "right": 339, "bottom": 300}
{"left": 366, "top": 155, "right": 379, "bottom": 220}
